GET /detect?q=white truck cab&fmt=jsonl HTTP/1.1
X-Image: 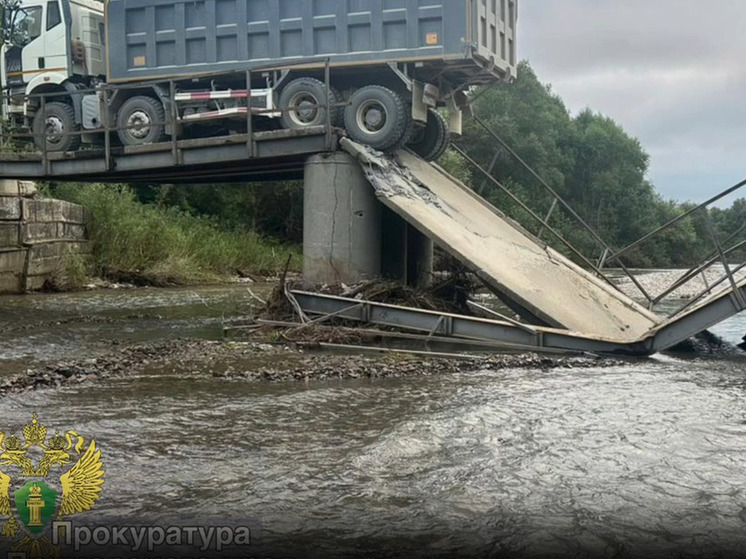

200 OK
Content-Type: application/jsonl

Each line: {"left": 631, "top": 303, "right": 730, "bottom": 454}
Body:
{"left": 1, "top": 0, "right": 103, "bottom": 132}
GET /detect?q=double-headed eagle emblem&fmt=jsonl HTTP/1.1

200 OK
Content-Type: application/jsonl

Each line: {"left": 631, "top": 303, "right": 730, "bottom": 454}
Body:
{"left": 0, "top": 413, "right": 104, "bottom": 557}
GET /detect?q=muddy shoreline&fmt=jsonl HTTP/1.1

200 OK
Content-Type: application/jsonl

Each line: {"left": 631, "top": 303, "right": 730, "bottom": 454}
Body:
{"left": 2, "top": 338, "right": 629, "bottom": 397}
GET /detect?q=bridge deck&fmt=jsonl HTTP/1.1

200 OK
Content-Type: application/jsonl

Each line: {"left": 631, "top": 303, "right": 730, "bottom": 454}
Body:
{"left": 0, "top": 127, "right": 338, "bottom": 183}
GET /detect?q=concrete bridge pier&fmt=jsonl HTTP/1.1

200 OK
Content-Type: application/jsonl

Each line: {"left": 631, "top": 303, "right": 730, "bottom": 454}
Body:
{"left": 303, "top": 152, "right": 433, "bottom": 286}
{"left": 303, "top": 152, "right": 382, "bottom": 284}
{"left": 381, "top": 207, "right": 434, "bottom": 288}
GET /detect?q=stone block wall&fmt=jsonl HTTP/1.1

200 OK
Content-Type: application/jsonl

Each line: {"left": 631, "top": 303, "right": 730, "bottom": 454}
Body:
{"left": 0, "top": 180, "right": 89, "bottom": 293}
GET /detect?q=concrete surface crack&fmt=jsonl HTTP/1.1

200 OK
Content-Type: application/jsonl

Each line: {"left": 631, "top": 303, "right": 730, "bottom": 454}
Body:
{"left": 329, "top": 161, "right": 342, "bottom": 283}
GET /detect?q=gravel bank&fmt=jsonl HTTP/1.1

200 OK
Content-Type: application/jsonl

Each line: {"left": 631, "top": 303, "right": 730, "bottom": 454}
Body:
{"left": 2, "top": 339, "right": 628, "bottom": 397}
{"left": 613, "top": 266, "right": 746, "bottom": 301}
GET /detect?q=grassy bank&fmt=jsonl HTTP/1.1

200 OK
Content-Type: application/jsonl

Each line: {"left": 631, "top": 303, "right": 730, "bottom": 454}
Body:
{"left": 50, "top": 183, "right": 299, "bottom": 287}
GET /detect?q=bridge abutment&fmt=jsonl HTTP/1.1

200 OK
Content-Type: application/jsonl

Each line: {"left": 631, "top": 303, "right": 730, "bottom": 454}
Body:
{"left": 0, "top": 180, "right": 88, "bottom": 293}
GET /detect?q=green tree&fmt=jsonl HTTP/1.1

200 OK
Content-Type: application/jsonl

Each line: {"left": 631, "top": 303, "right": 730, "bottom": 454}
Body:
{"left": 452, "top": 60, "right": 741, "bottom": 268}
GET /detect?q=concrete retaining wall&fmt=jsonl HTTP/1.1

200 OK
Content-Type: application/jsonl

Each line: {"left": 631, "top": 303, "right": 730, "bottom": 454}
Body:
{"left": 0, "top": 180, "right": 88, "bottom": 293}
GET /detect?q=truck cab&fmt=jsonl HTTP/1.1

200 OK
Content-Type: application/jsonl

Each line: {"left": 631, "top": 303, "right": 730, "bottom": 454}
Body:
{"left": 1, "top": 0, "right": 103, "bottom": 139}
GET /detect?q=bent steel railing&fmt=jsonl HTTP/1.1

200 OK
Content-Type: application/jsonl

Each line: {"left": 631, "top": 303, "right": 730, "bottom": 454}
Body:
{"left": 452, "top": 111, "right": 746, "bottom": 318}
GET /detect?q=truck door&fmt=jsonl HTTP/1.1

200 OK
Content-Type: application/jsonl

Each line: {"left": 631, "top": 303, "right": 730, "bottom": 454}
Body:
{"left": 43, "top": 0, "right": 67, "bottom": 72}
{"left": 5, "top": 4, "right": 44, "bottom": 87}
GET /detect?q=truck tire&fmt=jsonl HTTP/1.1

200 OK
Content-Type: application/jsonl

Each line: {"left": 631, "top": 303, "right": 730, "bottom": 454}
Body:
{"left": 116, "top": 96, "right": 167, "bottom": 146}
{"left": 330, "top": 86, "right": 344, "bottom": 127}
{"left": 344, "top": 85, "right": 409, "bottom": 151}
{"left": 429, "top": 112, "right": 451, "bottom": 162}
{"left": 279, "top": 78, "right": 339, "bottom": 130}
{"left": 32, "top": 102, "right": 81, "bottom": 152}
{"left": 407, "top": 109, "right": 449, "bottom": 162}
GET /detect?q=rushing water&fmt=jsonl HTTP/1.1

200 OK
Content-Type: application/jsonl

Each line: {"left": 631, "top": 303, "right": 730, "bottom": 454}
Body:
{"left": 0, "top": 286, "right": 745, "bottom": 558}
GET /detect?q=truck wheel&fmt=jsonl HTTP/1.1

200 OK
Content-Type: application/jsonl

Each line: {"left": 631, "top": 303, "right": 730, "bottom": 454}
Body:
{"left": 344, "top": 85, "right": 409, "bottom": 151}
{"left": 430, "top": 113, "right": 451, "bottom": 162}
{"left": 279, "top": 78, "right": 339, "bottom": 130}
{"left": 116, "top": 96, "right": 167, "bottom": 146}
{"left": 407, "top": 109, "right": 449, "bottom": 162}
{"left": 32, "top": 102, "right": 81, "bottom": 152}
{"left": 330, "top": 86, "right": 344, "bottom": 127}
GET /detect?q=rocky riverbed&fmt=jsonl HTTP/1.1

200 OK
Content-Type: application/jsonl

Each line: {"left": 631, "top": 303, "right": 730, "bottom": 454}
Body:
{"left": 2, "top": 338, "right": 628, "bottom": 397}
{"left": 613, "top": 266, "right": 746, "bottom": 300}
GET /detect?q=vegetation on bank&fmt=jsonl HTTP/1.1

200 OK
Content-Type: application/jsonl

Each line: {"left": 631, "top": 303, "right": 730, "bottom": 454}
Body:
{"left": 44, "top": 182, "right": 299, "bottom": 287}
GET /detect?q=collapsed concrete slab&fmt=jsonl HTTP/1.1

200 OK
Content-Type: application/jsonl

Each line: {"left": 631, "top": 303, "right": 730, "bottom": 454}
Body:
{"left": 341, "top": 139, "right": 662, "bottom": 341}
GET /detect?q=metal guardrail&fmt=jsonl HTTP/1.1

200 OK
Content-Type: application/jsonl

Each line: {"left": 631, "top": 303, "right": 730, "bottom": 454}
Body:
{"left": 0, "top": 58, "right": 340, "bottom": 170}
{"left": 454, "top": 111, "right": 746, "bottom": 318}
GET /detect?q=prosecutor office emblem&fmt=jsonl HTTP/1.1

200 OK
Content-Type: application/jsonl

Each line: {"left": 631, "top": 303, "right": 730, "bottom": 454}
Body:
{"left": 0, "top": 413, "right": 104, "bottom": 557}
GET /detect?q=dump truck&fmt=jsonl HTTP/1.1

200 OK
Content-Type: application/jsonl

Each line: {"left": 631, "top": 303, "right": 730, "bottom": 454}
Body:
{"left": 1, "top": 0, "right": 517, "bottom": 159}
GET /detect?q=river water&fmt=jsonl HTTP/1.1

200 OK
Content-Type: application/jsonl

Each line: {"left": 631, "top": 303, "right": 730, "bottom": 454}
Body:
{"left": 0, "top": 285, "right": 745, "bottom": 558}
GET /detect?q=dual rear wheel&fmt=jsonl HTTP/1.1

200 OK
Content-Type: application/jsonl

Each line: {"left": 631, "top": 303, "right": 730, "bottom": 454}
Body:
{"left": 279, "top": 78, "right": 450, "bottom": 160}
{"left": 407, "top": 109, "right": 451, "bottom": 161}
{"left": 344, "top": 87, "right": 450, "bottom": 159}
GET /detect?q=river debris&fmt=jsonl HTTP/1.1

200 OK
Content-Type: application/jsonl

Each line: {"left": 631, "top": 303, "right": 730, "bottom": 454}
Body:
{"left": 667, "top": 329, "right": 742, "bottom": 356}
{"left": 251, "top": 272, "right": 499, "bottom": 356}
{"left": 264, "top": 276, "right": 477, "bottom": 322}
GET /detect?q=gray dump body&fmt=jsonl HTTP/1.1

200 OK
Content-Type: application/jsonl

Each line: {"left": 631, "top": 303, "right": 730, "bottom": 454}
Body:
{"left": 105, "top": 0, "right": 517, "bottom": 84}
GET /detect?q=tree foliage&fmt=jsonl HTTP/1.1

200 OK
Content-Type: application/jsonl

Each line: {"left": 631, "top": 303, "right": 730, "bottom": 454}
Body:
{"left": 446, "top": 61, "right": 745, "bottom": 268}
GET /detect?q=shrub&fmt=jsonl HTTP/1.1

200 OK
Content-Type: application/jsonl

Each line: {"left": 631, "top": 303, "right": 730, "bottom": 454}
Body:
{"left": 50, "top": 183, "right": 298, "bottom": 285}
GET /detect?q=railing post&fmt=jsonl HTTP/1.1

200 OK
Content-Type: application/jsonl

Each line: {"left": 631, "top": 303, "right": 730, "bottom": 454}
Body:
{"left": 477, "top": 148, "right": 500, "bottom": 195}
{"left": 40, "top": 92, "right": 48, "bottom": 176}
{"left": 0, "top": 90, "right": 5, "bottom": 152}
{"left": 246, "top": 69, "right": 253, "bottom": 159}
{"left": 597, "top": 247, "right": 610, "bottom": 270}
{"left": 169, "top": 80, "right": 179, "bottom": 166}
{"left": 701, "top": 207, "right": 746, "bottom": 310}
{"left": 701, "top": 270, "right": 710, "bottom": 292}
{"left": 537, "top": 198, "right": 558, "bottom": 241}
{"left": 324, "top": 58, "right": 333, "bottom": 151}
{"left": 103, "top": 87, "right": 112, "bottom": 171}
